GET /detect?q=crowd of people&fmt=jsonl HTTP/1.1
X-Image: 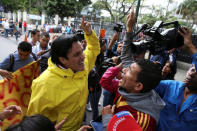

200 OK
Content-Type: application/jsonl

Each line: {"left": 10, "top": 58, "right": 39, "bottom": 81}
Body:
{"left": 0, "top": 8, "right": 197, "bottom": 131}
{"left": 1, "top": 18, "right": 75, "bottom": 42}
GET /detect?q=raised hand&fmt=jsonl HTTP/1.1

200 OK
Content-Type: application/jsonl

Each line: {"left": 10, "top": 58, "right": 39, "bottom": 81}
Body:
{"left": 178, "top": 28, "right": 193, "bottom": 47}
{"left": 178, "top": 27, "right": 197, "bottom": 55}
{"left": 81, "top": 16, "right": 92, "bottom": 36}
{"left": 126, "top": 7, "right": 136, "bottom": 32}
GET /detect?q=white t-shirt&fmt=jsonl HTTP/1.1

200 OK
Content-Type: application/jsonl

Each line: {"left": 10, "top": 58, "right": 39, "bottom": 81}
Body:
{"left": 28, "top": 24, "right": 33, "bottom": 31}
{"left": 3, "top": 21, "right": 9, "bottom": 29}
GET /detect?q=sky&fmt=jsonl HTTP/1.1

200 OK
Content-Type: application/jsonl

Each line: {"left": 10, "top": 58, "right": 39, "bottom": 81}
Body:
{"left": 143, "top": 0, "right": 184, "bottom": 6}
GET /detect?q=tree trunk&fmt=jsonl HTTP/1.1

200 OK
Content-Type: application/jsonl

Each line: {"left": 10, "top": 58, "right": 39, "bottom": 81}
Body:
{"left": 60, "top": 17, "right": 64, "bottom": 24}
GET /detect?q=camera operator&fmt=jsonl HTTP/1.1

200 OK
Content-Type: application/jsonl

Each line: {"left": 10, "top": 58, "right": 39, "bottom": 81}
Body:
{"left": 154, "top": 28, "right": 197, "bottom": 131}
{"left": 107, "top": 32, "right": 123, "bottom": 58}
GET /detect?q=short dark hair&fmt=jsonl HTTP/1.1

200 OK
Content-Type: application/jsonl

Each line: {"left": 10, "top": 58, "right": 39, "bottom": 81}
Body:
{"left": 18, "top": 41, "right": 32, "bottom": 52}
{"left": 5, "top": 114, "right": 55, "bottom": 131}
{"left": 136, "top": 59, "right": 162, "bottom": 93}
{"left": 41, "top": 32, "right": 50, "bottom": 38}
{"left": 163, "top": 61, "right": 176, "bottom": 80}
{"left": 31, "top": 29, "right": 40, "bottom": 35}
{"left": 51, "top": 34, "right": 79, "bottom": 66}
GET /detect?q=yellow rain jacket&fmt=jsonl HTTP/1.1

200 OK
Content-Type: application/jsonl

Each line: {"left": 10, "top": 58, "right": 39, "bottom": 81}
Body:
{"left": 27, "top": 31, "right": 100, "bottom": 131}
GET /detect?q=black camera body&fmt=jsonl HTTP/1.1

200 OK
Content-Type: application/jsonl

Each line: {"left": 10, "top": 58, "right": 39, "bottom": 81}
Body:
{"left": 132, "top": 21, "right": 184, "bottom": 55}
{"left": 113, "top": 23, "right": 123, "bottom": 32}
{"left": 75, "top": 29, "right": 85, "bottom": 41}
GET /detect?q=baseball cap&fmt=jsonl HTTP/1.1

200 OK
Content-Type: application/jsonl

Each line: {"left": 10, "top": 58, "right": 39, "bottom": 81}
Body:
{"left": 107, "top": 111, "right": 142, "bottom": 131}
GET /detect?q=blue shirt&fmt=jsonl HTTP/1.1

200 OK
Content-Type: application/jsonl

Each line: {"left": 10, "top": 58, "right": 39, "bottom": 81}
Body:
{"left": 155, "top": 80, "right": 197, "bottom": 131}
{"left": 0, "top": 51, "right": 34, "bottom": 72}
{"left": 155, "top": 52, "right": 197, "bottom": 131}
{"left": 66, "top": 27, "right": 72, "bottom": 34}
{"left": 192, "top": 53, "right": 197, "bottom": 71}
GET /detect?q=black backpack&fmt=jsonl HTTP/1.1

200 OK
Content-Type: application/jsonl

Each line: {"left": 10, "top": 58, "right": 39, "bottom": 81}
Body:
{"left": 7, "top": 52, "right": 37, "bottom": 72}
{"left": 88, "top": 67, "right": 101, "bottom": 93}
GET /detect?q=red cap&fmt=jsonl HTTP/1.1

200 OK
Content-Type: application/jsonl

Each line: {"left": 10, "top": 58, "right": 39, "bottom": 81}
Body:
{"left": 107, "top": 111, "right": 142, "bottom": 131}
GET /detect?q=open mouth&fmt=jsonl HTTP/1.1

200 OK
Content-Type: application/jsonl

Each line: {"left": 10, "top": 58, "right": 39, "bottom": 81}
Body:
{"left": 184, "top": 76, "right": 191, "bottom": 84}
{"left": 79, "top": 62, "right": 84, "bottom": 69}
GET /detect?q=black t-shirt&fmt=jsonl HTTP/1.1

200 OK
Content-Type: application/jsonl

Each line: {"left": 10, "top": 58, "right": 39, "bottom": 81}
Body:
{"left": 19, "top": 22, "right": 22, "bottom": 28}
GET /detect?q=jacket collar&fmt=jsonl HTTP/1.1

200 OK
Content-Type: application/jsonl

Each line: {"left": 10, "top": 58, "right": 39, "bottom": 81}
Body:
{"left": 179, "top": 93, "right": 197, "bottom": 114}
{"left": 118, "top": 87, "right": 165, "bottom": 123}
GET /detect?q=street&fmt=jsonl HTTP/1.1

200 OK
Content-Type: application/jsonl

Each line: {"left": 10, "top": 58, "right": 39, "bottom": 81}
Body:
{"left": 0, "top": 35, "right": 189, "bottom": 125}
{"left": 0, "top": 36, "right": 17, "bottom": 60}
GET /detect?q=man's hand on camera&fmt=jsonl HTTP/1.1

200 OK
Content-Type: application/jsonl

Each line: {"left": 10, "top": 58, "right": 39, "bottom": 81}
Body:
{"left": 81, "top": 16, "right": 92, "bottom": 36}
{"left": 112, "top": 32, "right": 119, "bottom": 41}
{"left": 126, "top": 7, "right": 136, "bottom": 32}
{"left": 179, "top": 27, "right": 197, "bottom": 55}
{"left": 108, "top": 32, "right": 119, "bottom": 50}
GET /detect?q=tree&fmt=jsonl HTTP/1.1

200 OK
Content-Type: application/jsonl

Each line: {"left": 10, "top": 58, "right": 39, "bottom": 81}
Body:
{"left": 166, "top": 0, "right": 173, "bottom": 15}
{"left": 0, "top": 0, "right": 20, "bottom": 12}
{"left": 92, "top": 0, "right": 135, "bottom": 22}
{"left": 139, "top": 5, "right": 178, "bottom": 26}
{"left": 177, "top": 0, "right": 197, "bottom": 28}
{"left": 0, "top": 0, "right": 43, "bottom": 14}
{"left": 43, "top": 0, "right": 91, "bottom": 23}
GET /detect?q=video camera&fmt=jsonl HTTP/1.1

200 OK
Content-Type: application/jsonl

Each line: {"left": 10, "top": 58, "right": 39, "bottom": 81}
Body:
{"left": 113, "top": 23, "right": 123, "bottom": 32}
{"left": 75, "top": 29, "right": 85, "bottom": 41}
{"left": 132, "top": 21, "right": 184, "bottom": 55}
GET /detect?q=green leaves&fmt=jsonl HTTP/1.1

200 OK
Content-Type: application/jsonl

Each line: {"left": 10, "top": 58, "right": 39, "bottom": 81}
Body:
{"left": 1, "top": 0, "right": 91, "bottom": 18}
{"left": 44, "top": 0, "right": 91, "bottom": 19}
{"left": 177, "top": 0, "right": 197, "bottom": 28}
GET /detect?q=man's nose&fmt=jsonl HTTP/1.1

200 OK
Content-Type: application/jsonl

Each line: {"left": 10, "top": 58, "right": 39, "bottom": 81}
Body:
{"left": 81, "top": 54, "right": 85, "bottom": 60}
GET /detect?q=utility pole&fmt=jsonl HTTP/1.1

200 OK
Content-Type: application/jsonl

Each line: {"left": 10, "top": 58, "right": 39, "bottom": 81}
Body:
{"left": 133, "top": 0, "right": 141, "bottom": 33}
{"left": 135, "top": 0, "right": 141, "bottom": 22}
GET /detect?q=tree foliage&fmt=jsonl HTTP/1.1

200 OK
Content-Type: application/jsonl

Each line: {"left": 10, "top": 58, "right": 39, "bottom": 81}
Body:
{"left": 0, "top": 0, "right": 20, "bottom": 12}
{"left": 0, "top": 0, "right": 91, "bottom": 20}
{"left": 177, "top": 0, "right": 197, "bottom": 27}
{"left": 0, "top": 0, "right": 43, "bottom": 14}
{"left": 139, "top": 5, "right": 178, "bottom": 26}
{"left": 43, "top": 0, "right": 91, "bottom": 22}
{"left": 92, "top": 0, "right": 136, "bottom": 22}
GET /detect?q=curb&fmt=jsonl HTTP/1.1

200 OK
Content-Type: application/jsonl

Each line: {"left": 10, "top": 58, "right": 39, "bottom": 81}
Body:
{"left": 177, "top": 61, "right": 191, "bottom": 71}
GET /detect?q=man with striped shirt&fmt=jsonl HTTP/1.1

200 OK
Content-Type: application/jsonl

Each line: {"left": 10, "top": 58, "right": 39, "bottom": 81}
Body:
{"left": 100, "top": 59, "right": 165, "bottom": 131}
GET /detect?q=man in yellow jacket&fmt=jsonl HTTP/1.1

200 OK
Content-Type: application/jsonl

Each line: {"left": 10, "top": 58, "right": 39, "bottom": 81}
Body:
{"left": 27, "top": 17, "right": 100, "bottom": 131}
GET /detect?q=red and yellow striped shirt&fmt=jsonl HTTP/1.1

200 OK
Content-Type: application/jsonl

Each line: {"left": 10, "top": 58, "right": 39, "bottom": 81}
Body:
{"left": 115, "top": 96, "right": 156, "bottom": 131}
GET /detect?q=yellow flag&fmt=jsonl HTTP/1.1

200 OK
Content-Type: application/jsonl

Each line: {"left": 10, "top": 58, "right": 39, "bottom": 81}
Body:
{"left": 0, "top": 60, "right": 40, "bottom": 130}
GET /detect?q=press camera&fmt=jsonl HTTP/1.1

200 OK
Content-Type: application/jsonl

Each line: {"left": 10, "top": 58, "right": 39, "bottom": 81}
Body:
{"left": 132, "top": 21, "right": 184, "bottom": 55}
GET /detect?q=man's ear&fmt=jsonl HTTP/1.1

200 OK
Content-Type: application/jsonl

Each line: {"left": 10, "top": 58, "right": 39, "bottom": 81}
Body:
{"left": 135, "top": 82, "right": 143, "bottom": 92}
{"left": 58, "top": 57, "right": 68, "bottom": 67}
